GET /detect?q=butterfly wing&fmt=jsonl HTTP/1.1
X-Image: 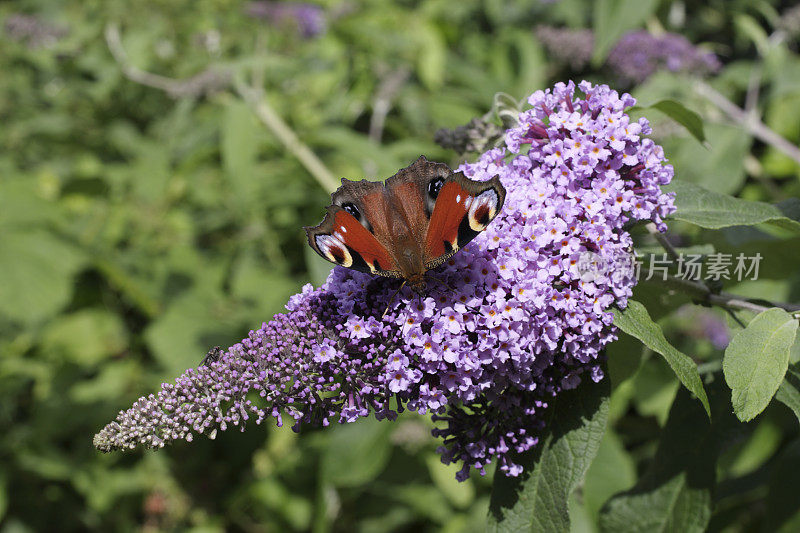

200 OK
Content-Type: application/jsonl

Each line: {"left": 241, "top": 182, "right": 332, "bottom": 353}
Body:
{"left": 305, "top": 157, "right": 506, "bottom": 281}
{"left": 305, "top": 182, "right": 402, "bottom": 277}
{"left": 423, "top": 172, "right": 505, "bottom": 268}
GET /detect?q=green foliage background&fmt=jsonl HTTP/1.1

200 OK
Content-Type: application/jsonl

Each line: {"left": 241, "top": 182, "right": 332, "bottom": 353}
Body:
{"left": 2, "top": 0, "right": 800, "bottom": 531}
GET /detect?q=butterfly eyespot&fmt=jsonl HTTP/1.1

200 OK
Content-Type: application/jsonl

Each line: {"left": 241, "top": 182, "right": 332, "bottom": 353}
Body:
{"left": 315, "top": 234, "right": 354, "bottom": 268}
{"left": 427, "top": 178, "right": 445, "bottom": 199}
{"left": 467, "top": 189, "right": 499, "bottom": 232}
{"left": 341, "top": 202, "right": 361, "bottom": 219}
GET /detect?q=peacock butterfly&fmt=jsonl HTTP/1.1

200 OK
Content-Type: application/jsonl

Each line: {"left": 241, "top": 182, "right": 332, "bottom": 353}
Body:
{"left": 305, "top": 156, "right": 506, "bottom": 294}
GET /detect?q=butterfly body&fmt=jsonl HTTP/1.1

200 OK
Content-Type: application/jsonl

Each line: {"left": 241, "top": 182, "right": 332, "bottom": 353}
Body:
{"left": 306, "top": 157, "right": 505, "bottom": 294}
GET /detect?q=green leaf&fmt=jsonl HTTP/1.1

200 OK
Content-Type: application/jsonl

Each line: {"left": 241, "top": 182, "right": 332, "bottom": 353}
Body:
{"left": 776, "top": 363, "right": 800, "bottom": 425}
{"left": 425, "top": 454, "right": 475, "bottom": 508}
{"left": 41, "top": 309, "right": 129, "bottom": 366}
{"left": 592, "top": 0, "right": 659, "bottom": 64}
{"left": 648, "top": 100, "right": 706, "bottom": 143}
{"left": 613, "top": 300, "right": 711, "bottom": 417}
{"left": 144, "top": 288, "right": 243, "bottom": 377}
{"left": 599, "top": 386, "right": 720, "bottom": 533}
{"left": 665, "top": 124, "right": 750, "bottom": 194}
{"left": 0, "top": 229, "right": 86, "bottom": 324}
{"left": 582, "top": 429, "right": 636, "bottom": 522}
{"left": 766, "top": 439, "right": 800, "bottom": 532}
{"left": 415, "top": 23, "right": 446, "bottom": 91}
{"left": 665, "top": 180, "right": 800, "bottom": 232}
{"left": 488, "top": 376, "right": 609, "bottom": 532}
{"left": 320, "top": 419, "right": 392, "bottom": 488}
{"left": 221, "top": 100, "right": 261, "bottom": 205}
{"left": 723, "top": 308, "right": 798, "bottom": 422}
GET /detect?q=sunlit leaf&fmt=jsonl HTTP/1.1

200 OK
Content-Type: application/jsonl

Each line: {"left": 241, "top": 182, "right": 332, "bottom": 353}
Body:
{"left": 665, "top": 180, "right": 800, "bottom": 232}
{"left": 649, "top": 99, "right": 706, "bottom": 143}
{"left": 724, "top": 308, "right": 798, "bottom": 422}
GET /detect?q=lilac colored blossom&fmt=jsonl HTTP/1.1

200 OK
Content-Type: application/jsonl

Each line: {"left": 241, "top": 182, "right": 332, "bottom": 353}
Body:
{"left": 246, "top": 2, "right": 326, "bottom": 38}
{"left": 535, "top": 26, "right": 720, "bottom": 84}
{"left": 607, "top": 30, "right": 721, "bottom": 84}
{"left": 94, "top": 81, "right": 675, "bottom": 480}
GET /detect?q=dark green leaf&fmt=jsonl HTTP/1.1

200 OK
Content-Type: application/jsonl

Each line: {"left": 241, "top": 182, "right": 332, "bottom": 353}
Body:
{"left": 776, "top": 363, "right": 800, "bottom": 425}
{"left": 613, "top": 300, "right": 711, "bottom": 417}
{"left": 766, "top": 439, "right": 800, "bottom": 532}
{"left": 665, "top": 180, "right": 800, "bottom": 232}
{"left": 582, "top": 429, "right": 636, "bottom": 522}
{"left": 41, "top": 309, "right": 128, "bottom": 366}
{"left": 221, "top": 101, "right": 261, "bottom": 205}
{"left": 664, "top": 124, "right": 750, "bottom": 194}
{"left": 488, "top": 376, "right": 609, "bottom": 532}
{"left": 599, "top": 385, "right": 724, "bottom": 533}
{"left": 724, "top": 308, "right": 798, "bottom": 422}
{"left": 320, "top": 419, "right": 393, "bottom": 488}
{"left": 0, "top": 229, "right": 86, "bottom": 324}
{"left": 649, "top": 100, "right": 706, "bottom": 143}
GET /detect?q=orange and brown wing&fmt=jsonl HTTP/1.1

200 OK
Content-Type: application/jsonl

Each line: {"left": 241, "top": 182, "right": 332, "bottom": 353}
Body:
{"left": 306, "top": 206, "right": 400, "bottom": 277}
{"left": 423, "top": 173, "right": 505, "bottom": 268}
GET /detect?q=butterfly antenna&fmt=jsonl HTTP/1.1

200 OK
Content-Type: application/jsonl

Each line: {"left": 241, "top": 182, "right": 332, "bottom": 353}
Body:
{"left": 382, "top": 280, "right": 406, "bottom": 319}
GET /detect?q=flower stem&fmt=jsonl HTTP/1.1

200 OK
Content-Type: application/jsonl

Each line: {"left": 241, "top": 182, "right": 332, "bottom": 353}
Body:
{"left": 695, "top": 80, "right": 800, "bottom": 166}
{"left": 104, "top": 23, "right": 340, "bottom": 193}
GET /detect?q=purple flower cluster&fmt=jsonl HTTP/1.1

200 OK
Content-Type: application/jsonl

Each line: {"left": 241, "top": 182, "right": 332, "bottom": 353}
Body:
{"left": 607, "top": 30, "right": 721, "bottom": 84}
{"left": 245, "top": 2, "right": 326, "bottom": 39}
{"left": 94, "top": 81, "right": 675, "bottom": 480}
{"left": 536, "top": 26, "right": 720, "bottom": 84}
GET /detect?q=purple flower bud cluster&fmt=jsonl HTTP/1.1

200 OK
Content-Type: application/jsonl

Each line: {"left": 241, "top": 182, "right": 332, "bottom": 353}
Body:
{"left": 245, "top": 2, "right": 326, "bottom": 39}
{"left": 93, "top": 286, "right": 403, "bottom": 451}
{"left": 607, "top": 30, "right": 721, "bottom": 85}
{"left": 536, "top": 26, "right": 720, "bottom": 85}
{"left": 94, "top": 81, "right": 675, "bottom": 481}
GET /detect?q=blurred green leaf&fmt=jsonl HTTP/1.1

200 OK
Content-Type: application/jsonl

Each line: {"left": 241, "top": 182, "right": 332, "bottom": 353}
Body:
{"left": 250, "top": 478, "right": 312, "bottom": 531}
{"left": 416, "top": 23, "right": 446, "bottom": 91}
{"left": 648, "top": 100, "right": 706, "bottom": 144}
{"left": 723, "top": 308, "right": 798, "bottom": 422}
{"left": 144, "top": 288, "right": 243, "bottom": 376}
{"left": 766, "top": 439, "right": 800, "bottom": 532}
{"left": 599, "top": 387, "right": 717, "bottom": 533}
{"left": 426, "top": 454, "right": 475, "bottom": 509}
{"left": 41, "top": 309, "right": 128, "bottom": 366}
{"left": 665, "top": 180, "right": 800, "bottom": 232}
{"left": 304, "top": 245, "right": 334, "bottom": 288}
{"left": 320, "top": 419, "right": 393, "bottom": 488}
{"left": 0, "top": 229, "right": 86, "bottom": 324}
{"left": 488, "top": 376, "right": 609, "bottom": 532}
{"left": 776, "top": 363, "right": 800, "bottom": 425}
{"left": 727, "top": 419, "right": 782, "bottom": 477}
{"left": 667, "top": 124, "right": 751, "bottom": 194}
{"left": 0, "top": 472, "right": 6, "bottom": 523}
{"left": 613, "top": 300, "right": 711, "bottom": 417}
{"left": 230, "top": 251, "right": 301, "bottom": 316}
{"left": 582, "top": 429, "right": 636, "bottom": 522}
{"left": 592, "top": 0, "right": 659, "bottom": 64}
{"left": 222, "top": 100, "right": 261, "bottom": 206}
{"left": 606, "top": 331, "right": 645, "bottom": 388}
